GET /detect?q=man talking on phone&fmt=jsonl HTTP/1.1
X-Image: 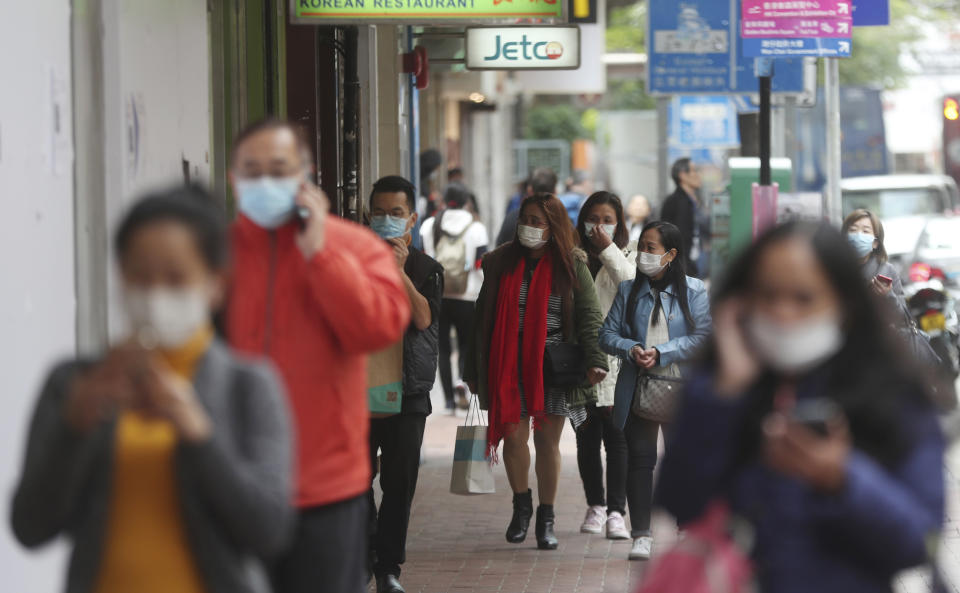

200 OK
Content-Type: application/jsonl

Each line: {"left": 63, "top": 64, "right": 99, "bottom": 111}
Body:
{"left": 226, "top": 119, "right": 411, "bottom": 593}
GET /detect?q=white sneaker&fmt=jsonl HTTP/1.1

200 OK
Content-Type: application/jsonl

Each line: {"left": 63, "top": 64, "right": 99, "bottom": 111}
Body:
{"left": 606, "top": 512, "right": 630, "bottom": 540}
{"left": 580, "top": 505, "right": 606, "bottom": 534}
{"left": 629, "top": 536, "right": 653, "bottom": 560}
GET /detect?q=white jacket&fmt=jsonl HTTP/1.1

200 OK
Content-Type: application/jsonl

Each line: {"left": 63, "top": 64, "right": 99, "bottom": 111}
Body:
{"left": 421, "top": 210, "right": 489, "bottom": 302}
{"left": 593, "top": 241, "right": 638, "bottom": 406}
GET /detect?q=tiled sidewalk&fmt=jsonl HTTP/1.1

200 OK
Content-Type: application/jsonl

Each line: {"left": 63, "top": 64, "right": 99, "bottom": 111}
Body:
{"left": 375, "top": 390, "right": 960, "bottom": 593}
{"left": 379, "top": 406, "right": 681, "bottom": 593}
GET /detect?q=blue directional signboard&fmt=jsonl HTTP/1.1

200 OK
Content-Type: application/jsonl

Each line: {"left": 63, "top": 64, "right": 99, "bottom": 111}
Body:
{"left": 670, "top": 96, "right": 741, "bottom": 148}
{"left": 854, "top": 0, "right": 890, "bottom": 26}
{"left": 648, "top": 0, "right": 808, "bottom": 95}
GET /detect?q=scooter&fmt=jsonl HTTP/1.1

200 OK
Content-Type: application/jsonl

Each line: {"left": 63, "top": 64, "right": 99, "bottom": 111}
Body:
{"left": 904, "top": 276, "right": 960, "bottom": 380}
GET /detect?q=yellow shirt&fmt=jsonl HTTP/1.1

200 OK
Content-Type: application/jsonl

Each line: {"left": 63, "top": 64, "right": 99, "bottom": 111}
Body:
{"left": 96, "top": 327, "right": 213, "bottom": 593}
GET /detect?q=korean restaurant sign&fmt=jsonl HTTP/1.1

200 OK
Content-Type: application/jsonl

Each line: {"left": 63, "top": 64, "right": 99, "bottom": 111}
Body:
{"left": 291, "top": 0, "right": 564, "bottom": 24}
{"left": 465, "top": 27, "right": 580, "bottom": 70}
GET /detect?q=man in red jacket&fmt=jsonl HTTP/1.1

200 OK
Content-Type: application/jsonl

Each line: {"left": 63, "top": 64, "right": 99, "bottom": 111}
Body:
{"left": 226, "top": 118, "right": 411, "bottom": 593}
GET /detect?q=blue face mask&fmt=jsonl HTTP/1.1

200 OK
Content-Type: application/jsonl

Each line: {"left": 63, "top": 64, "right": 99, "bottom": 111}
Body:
{"left": 236, "top": 176, "right": 301, "bottom": 229}
{"left": 370, "top": 215, "right": 410, "bottom": 239}
{"left": 847, "top": 232, "right": 876, "bottom": 258}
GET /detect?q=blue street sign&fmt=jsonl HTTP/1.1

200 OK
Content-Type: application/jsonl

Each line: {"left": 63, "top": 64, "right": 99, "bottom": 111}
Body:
{"left": 669, "top": 96, "right": 741, "bottom": 148}
{"left": 743, "top": 37, "right": 852, "bottom": 59}
{"left": 648, "top": 0, "right": 807, "bottom": 95}
{"left": 854, "top": 0, "right": 890, "bottom": 26}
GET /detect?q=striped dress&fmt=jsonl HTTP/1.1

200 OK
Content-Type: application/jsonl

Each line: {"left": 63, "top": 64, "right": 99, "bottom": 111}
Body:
{"left": 516, "top": 258, "right": 588, "bottom": 429}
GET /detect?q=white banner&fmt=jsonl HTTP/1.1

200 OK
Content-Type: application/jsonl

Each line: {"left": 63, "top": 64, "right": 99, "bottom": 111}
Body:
{"left": 465, "top": 26, "right": 580, "bottom": 70}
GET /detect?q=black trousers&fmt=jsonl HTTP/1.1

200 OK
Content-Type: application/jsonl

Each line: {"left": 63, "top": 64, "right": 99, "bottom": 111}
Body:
{"left": 624, "top": 414, "right": 663, "bottom": 537}
{"left": 368, "top": 413, "right": 427, "bottom": 578}
{"left": 439, "top": 298, "right": 475, "bottom": 407}
{"left": 271, "top": 494, "right": 367, "bottom": 593}
{"left": 575, "top": 404, "right": 628, "bottom": 516}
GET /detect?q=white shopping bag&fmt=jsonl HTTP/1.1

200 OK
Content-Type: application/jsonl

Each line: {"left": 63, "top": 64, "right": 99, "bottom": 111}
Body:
{"left": 449, "top": 397, "right": 495, "bottom": 495}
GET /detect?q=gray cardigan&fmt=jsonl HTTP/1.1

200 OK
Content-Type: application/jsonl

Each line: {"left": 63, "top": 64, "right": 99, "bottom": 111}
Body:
{"left": 10, "top": 340, "right": 295, "bottom": 593}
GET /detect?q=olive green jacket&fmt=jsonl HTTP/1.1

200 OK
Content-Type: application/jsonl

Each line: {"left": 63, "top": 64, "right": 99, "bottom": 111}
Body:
{"left": 464, "top": 245, "right": 608, "bottom": 410}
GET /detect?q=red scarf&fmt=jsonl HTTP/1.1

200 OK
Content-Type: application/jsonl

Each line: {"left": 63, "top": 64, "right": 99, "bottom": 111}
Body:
{"left": 487, "top": 254, "right": 553, "bottom": 459}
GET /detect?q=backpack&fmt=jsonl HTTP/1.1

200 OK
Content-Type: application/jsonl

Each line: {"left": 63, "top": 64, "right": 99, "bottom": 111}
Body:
{"left": 433, "top": 210, "right": 472, "bottom": 297}
{"left": 635, "top": 502, "right": 754, "bottom": 593}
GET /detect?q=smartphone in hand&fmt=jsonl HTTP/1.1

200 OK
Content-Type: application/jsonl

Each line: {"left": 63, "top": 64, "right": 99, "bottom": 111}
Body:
{"left": 876, "top": 274, "right": 893, "bottom": 286}
{"left": 296, "top": 206, "right": 310, "bottom": 231}
{"left": 791, "top": 398, "right": 842, "bottom": 437}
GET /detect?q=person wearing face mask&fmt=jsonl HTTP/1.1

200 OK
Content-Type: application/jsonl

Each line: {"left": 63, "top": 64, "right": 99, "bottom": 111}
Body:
{"left": 226, "top": 119, "right": 411, "bottom": 593}
{"left": 655, "top": 222, "right": 944, "bottom": 593}
{"left": 365, "top": 176, "right": 443, "bottom": 593}
{"left": 496, "top": 168, "right": 558, "bottom": 247}
{"left": 841, "top": 209, "right": 905, "bottom": 304}
{"left": 464, "top": 193, "right": 609, "bottom": 551}
{"left": 420, "top": 184, "right": 489, "bottom": 413}
{"left": 598, "top": 221, "right": 712, "bottom": 560}
{"left": 11, "top": 187, "right": 294, "bottom": 593}
{"left": 572, "top": 192, "right": 637, "bottom": 540}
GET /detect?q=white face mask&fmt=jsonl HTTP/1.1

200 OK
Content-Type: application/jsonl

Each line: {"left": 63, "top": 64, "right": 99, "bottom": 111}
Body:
{"left": 585, "top": 222, "right": 617, "bottom": 241}
{"left": 124, "top": 286, "right": 210, "bottom": 349}
{"left": 517, "top": 225, "right": 548, "bottom": 250}
{"left": 637, "top": 251, "right": 668, "bottom": 277}
{"left": 747, "top": 312, "right": 844, "bottom": 374}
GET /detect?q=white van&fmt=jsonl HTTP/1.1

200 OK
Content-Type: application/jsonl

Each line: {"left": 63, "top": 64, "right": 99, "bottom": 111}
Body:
{"left": 841, "top": 175, "right": 960, "bottom": 269}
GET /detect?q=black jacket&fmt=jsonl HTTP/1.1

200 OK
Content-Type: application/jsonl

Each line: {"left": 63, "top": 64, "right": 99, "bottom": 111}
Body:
{"left": 401, "top": 247, "right": 444, "bottom": 415}
{"left": 659, "top": 188, "right": 699, "bottom": 276}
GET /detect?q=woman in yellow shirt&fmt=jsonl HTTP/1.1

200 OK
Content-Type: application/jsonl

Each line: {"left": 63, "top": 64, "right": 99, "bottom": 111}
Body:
{"left": 11, "top": 186, "right": 294, "bottom": 593}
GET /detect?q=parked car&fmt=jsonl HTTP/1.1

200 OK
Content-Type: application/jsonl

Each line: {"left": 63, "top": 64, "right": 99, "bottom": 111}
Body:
{"left": 842, "top": 175, "right": 960, "bottom": 273}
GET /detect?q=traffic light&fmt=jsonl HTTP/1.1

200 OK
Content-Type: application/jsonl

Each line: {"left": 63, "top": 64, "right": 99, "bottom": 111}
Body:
{"left": 944, "top": 95, "right": 960, "bottom": 190}
{"left": 945, "top": 97, "right": 959, "bottom": 122}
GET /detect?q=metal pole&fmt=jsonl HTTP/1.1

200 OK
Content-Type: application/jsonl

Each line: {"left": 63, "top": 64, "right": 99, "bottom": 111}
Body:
{"left": 759, "top": 75, "right": 772, "bottom": 186}
{"left": 784, "top": 96, "right": 798, "bottom": 192}
{"left": 657, "top": 97, "right": 669, "bottom": 201}
{"left": 824, "top": 57, "right": 842, "bottom": 224}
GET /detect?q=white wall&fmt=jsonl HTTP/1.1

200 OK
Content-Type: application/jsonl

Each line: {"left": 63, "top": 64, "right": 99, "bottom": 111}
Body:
{"left": 99, "top": 0, "right": 211, "bottom": 338}
{"left": 0, "top": 0, "right": 212, "bottom": 589}
{"left": 596, "top": 111, "right": 661, "bottom": 206}
{"left": 0, "top": 1, "right": 76, "bottom": 590}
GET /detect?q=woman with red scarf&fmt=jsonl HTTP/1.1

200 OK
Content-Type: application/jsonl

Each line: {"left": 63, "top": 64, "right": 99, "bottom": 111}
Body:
{"left": 465, "top": 194, "right": 608, "bottom": 550}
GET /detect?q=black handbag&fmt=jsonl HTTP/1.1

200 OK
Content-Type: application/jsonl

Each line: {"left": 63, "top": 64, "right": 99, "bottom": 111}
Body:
{"left": 631, "top": 368, "right": 685, "bottom": 423}
{"left": 543, "top": 343, "right": 586, "bottom": 388}
{"left": 895, "top": 300, "right": 942, "bottom": 370}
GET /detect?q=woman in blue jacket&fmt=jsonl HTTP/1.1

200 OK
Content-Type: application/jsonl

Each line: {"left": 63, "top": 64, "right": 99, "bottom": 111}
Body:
{"left": 656, "top": 222, "right": 944, "bottom": 593}
{"left": 599, "top": 221, "right": 712, "bottom": 560}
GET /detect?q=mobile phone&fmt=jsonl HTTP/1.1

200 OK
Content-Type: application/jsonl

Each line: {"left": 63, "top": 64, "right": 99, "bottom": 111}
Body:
{"left": 790, "top": 398, "right": 841, "bottom": 437}
{"left": 296, "top": 206, "right": 310, "bottom": 231}
{"left": 876, "top": 274, "right": 893, "bottom": 286}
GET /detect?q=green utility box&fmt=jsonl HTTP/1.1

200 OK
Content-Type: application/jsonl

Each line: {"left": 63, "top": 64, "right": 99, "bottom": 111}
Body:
{"left": 728, "top": 157, "right": 793, "bottom": 253}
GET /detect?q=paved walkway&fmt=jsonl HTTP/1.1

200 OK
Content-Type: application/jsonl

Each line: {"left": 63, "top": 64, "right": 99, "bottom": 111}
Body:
{"left": 370, "top": 388, "right": 960, "bottom": 593}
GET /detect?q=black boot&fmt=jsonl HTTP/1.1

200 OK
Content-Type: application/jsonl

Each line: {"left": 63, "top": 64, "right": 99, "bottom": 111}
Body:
{"left": 536, "top": 505, "right": 558, "bottom": 550}
{"left": 506, "top": 489, "right": 533, "bottom": 543}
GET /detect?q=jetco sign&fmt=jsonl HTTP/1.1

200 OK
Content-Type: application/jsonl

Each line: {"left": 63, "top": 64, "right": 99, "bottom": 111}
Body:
{"left": 465, "top": 27, "right": 581, "bottom": 70}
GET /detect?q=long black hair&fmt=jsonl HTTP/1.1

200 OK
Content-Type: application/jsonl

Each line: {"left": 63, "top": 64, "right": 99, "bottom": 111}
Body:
{"left": 712, "top": 221, "right": 932, "bottom": 469}
{"left": 626, "top": 221, "right": 696, "bottom": 331}
{"left": 576, "top": 191, "right": 630, "bottom": 276}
